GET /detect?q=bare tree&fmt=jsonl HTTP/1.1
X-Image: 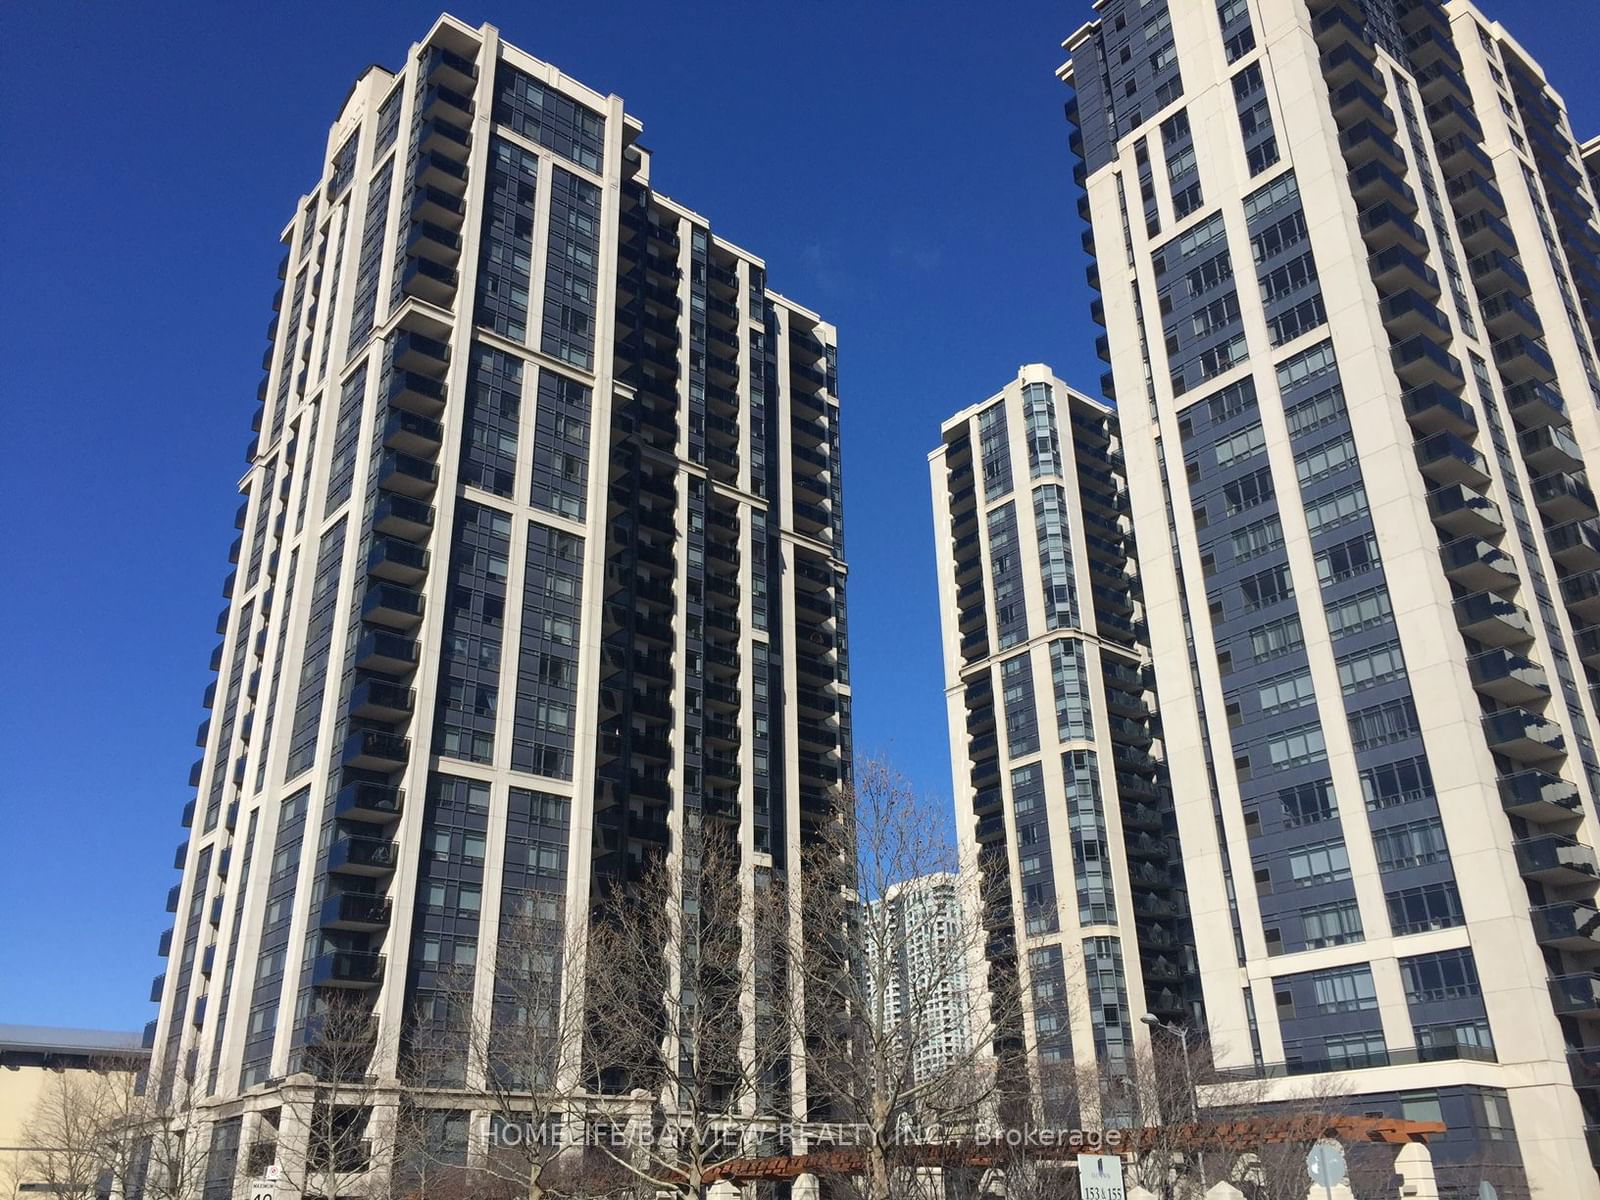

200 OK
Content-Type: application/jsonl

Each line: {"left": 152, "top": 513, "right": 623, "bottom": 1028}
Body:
{"left": 788, "top": 757, "right": 1022, "bottom": 1200}
{"left": 397, "top": 892, "right": 594, "bottom": 1200}
{"left": 267, "top": 990, "right": 396, "bottom": 1200}
{"left": 7, "top": 1053, "right": 211, "bottom": 1200}
{"left": 11, "top": 1070, "right": 106, "bottom": 1200}
{"left": 1073, "top": 1046, "right": 1411, "bottom": 1200}
{"left": 119, "top": 1056, "right": 210, "bottom": 1200}
{"left": 582, "top": 823, "right": 790, "bottom": 1200}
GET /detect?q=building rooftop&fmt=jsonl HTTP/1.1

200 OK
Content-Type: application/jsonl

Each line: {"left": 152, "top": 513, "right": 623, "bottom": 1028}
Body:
{"left": 0, "top": 1024, "right": 147, "bottom": 1067}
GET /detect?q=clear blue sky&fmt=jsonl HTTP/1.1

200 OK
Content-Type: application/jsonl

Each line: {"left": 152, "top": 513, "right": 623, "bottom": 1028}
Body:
{"left": 0, "top": 0, "right": 1594, "bottom": 1030}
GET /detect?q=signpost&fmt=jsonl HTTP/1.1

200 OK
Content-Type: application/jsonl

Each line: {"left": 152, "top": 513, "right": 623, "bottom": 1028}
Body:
{"left": 1306, "top": 1138, "right": 1348, "bottom": 1199}
{"left": 248, "top": 1165, "right": 281, "bottom": 1200}
{"left": 1077, "top": 1153, "right": 1126, "bottom": 1200}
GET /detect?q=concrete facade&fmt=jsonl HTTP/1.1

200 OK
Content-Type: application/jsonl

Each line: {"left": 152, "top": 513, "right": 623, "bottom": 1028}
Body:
{"left": 144, "top": 13, "right": 847, "bottom": 1193}
{"left": 931, "top": 366, "right": 1199, "bottom": 1121}
{"left": 865, "top": 873, "right": 977, "bottom": 1086}
{"left": 1061, "top": 0, "right": 1600, "bottom": 1195}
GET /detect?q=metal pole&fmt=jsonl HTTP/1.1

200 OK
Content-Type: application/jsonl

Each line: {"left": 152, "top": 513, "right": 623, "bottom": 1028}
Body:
{"left": 1177, "top": 1026, "right": 1206, "bottom": 1193}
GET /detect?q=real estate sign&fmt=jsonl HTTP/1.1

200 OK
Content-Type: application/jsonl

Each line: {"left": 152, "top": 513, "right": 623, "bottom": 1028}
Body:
{"left": 1077, "top": 1153, "right": 1126, "bottom": 1200}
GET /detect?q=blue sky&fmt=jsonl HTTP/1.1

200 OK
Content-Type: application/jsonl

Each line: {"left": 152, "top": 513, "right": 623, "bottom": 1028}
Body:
{"left": 0, "top": 0, "right": 1594, "bottom": 1030}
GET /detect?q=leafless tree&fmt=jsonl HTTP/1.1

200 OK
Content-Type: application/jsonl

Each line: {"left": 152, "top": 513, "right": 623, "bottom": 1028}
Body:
{"left": 11, "top": 1069, "right": 106, "bottom": 1200}
{"left": 395, "top": 891, "right": 596, "bottom": 1200}
{"left": 267, "top": 990, "right": 396, "bottom": 1200}
{"left": 120, "top": 1056, "right": 210, "bottom": 1200}
{"left": 787, "top": 757, "right": 1023, "bottom": 1200}
{"left": 582, "top": 822, "right": 791, "bottom": 1200}
{"left": 6, "top": 1054, "right": 208, "bottom": 1200}
{"left": 1077, "top": 1048, "right": 1408, "bottom": 1200}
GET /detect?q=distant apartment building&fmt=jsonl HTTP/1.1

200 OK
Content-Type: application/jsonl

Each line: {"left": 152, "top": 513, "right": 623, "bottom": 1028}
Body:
{"left": 930, "top": 365, "right": 1198, "bottom": 1117}
{"left": 866, "top": 873, "right": 976, "bottom": 1085}
{"left": 144, "top": 13, "right": 848, "bottom": 1191}
{"left": 1061, "top": 0, "right": 1600, "bottom": 1193}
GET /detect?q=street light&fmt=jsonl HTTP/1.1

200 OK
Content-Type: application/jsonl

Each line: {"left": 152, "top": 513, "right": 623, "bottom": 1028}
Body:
{"left": 1141, "top": 1012, "right": 1206, "bottom": 1189}
{"left": 1139, "top": 1013, "right": 1195, "bottom": 1118}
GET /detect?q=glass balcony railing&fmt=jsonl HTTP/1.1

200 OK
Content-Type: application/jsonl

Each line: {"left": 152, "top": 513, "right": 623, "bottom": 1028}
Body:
{"left": 1482, "top": 708, "right": 1566, "bottom": 763}
{"left": 310, "top": 949, "right": 386, "bottom": 988}
{"left": 1517, "top": 835, "right": 1599, "bottom": 885}
{"left": 328, "top": 834, "right": 399, "bottom": 876}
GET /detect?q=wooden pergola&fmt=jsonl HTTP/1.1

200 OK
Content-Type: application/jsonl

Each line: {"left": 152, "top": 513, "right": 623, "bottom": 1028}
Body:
{"left": 700, "top": 1116, "right": 1445, "bottom": 1183}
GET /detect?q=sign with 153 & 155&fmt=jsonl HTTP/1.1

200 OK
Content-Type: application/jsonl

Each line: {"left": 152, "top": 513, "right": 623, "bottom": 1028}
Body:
{"left": 1077, "top": 1153, "right": 1126, "bottom": 1200}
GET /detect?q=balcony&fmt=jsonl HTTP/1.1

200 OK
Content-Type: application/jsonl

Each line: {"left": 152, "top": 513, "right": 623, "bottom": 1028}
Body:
{"left": 1312, "top": 3, "right": 1371, "bottom": 53}
{"left": 367, "top": 537, "right": 429, "bottom": 585}
{"left": 362, "top": 582, "right": 424, "bottom": 629}
{"left": 1534, "top": 901, "right": 1600, "bottom": 950}
{"left": 1349, "top": 160, "right": 1416, "bottom": 211}
{"left": 373, "top": 494, "right": 434, "bottom": 542}
{"left": 1414, "top": 431, "right": 1490, "bottom": 488}
{"left": 1427, "top": 483, "right": 1501, "bottom": 538}
{"left": 1417, "top": 49, "right": 1472, "bottom": 106}
{"left": 1482, "top": 707, "right": 1566, "bottom": 764}
{"left": 1381, "top": 289, "right": 1452, "bottom": 343}
{"left": 1424, "top": 92, "right": 1484, "bottom": 145}
{"left": 1439, "top": 536, "right": 1518, "bottom": 592}
{"left": 1564, "top": 572, "right": 1600, "bottom": 622}
{"left": 1323, "top": 40, "right": 1379, "bottom": 87}
{"left": 392, "top": 329, "right": 450, "bottom": 377}
{"left": 1445, "top": 170, "right": 1504, "bottom": 216}
{"left": 1127, "top": 833, "right": 1169, "bottom": 861}
{"left": 1500, "top": 768, "right": 1582, "bottom": 821}
{"left": 704, "top": 755, "right": 740, "bottom": 785}
{"left": 342, "top": 728, "right": 410, "bottom": 772}
{"left": 415, "top": 149, "right": 468, "bottom": 194}
{"left": 400, "top": 256, "right": 457, "bottom": 306}
{"left": 1359, "top": 201, "right": 1428, "bottom": 255}
{"left": 320, "top": 892, "right": 392, "bottom": 932}
{"left": 793, "top": 500, "right": 832, "bottom": 536}
{"left": 1339, "top": 120, "right": 1405, "bottom": 172}
{"left": 388, "top": 369, "right": 447, "bottom": 417}
{"left": 1550, "top": 974, "right": 1600, "bottom": 1018}
{"left": 1467, "top": 250, "right": 1529, "bottom": 296}
{"left": 354, "top": 630, "right": 419, "bottom": 675}
{"left": 1504, "top": 381, "right": 1566, "bottom": 429}
{"left": 1435, "top": 131, "right": 1493, "bottom": 176}
{"left": 1579, "top": 626, "right": 1600, "bottom": 669}
{"left": 1392, "top": 336, "right": 1462, "bottom": 391}
{"left": 1403, "top": 14, "right": 1461, "bottom": 63}
{"left": 1517, "top": 835, "right": 1599, "bottom": 886}
{"left": 418, "top": 117, "right": 471, "bottom": 161}
{"left": 425, "top": 44, "right": 478, "bottom": 91}
{"left": 328, "top": 834, "right": 399, "bottom": 877}
{"left": 1520, "top": 425, "right": 1585, "bottom": 475}
{"left": 377, "top": 451, "right": 439, "bottom": 499}
{"left": 1458, "top": 210, "right": 1519, "bottom": 258}
{"left": 310, "top": 950, "right": 386, "bottom": 989}
{"left": 1534, "top": 472, "right": 1598, "bottom": 522}
{"left": 1468, "top": 647, "right": 1550, "bottom": 705}
{"left": 412, "top": 182, "right": 466, "bottom": 231}
{"left": 1479, "top": 289, "right": 1542, "bottom": 339}
{"left": 407, "top": 219, "right": 462, "bottom": 266}
{"left": 1493, "top": 335, "right": 1558, "bottom": 385}
{"left": 349, "top": 677, "right": 415, "bottom": 722}
{"left": 1571, "top": 1047, "right": 1600, "bottom": 1090}
{"left": 1331, "top": 80, "right": 1395, "bottom": 131}
{"left": 334, "top": 777, "right": 404, "bottom": 823}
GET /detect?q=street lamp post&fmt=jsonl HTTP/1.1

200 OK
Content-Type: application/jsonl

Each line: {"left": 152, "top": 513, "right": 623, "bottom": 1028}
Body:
{"left": 1141, "top": 1012, "right": 1206, "bottom": 1192}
